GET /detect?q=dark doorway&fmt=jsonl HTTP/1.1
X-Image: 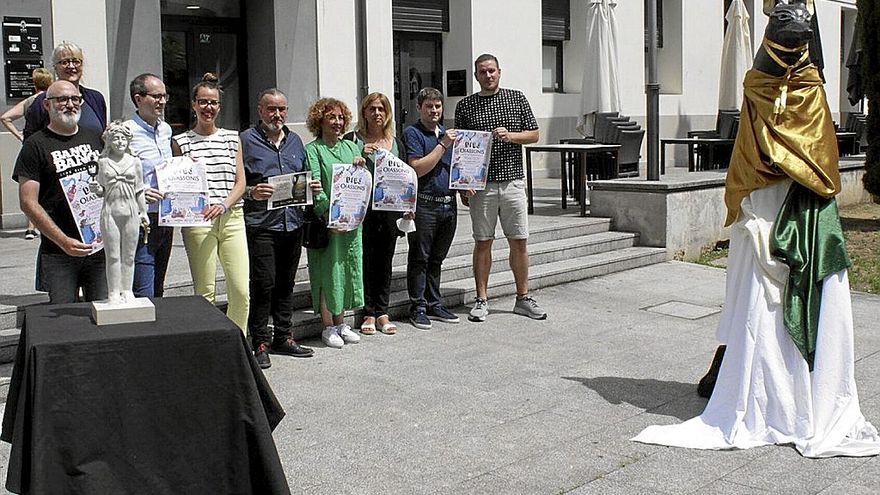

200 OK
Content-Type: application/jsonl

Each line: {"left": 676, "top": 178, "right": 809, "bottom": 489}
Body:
{"left": 161, "top": 15, "right": 248, "bottom": 134}
{"left": 393, "top": 32, "right": 442, "bottom": 133}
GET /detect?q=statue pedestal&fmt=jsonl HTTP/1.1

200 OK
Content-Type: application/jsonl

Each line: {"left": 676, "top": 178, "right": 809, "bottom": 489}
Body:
{"left": 91, "top": 297, "right": 156, "bottom": 326}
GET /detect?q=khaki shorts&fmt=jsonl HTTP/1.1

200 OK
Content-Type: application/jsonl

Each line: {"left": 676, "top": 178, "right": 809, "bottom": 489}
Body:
{"left": 469, "top": 179, "right": 529, "bottom": 241}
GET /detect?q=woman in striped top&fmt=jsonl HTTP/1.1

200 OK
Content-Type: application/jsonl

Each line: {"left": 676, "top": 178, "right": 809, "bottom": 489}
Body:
{"left": 171, "top": 72, "right": 249, "bottom": 331}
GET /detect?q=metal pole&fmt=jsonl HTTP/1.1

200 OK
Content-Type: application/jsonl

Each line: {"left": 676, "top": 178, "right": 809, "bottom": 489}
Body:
{"left": 356, "top": 0, "right": 369, "bottom": 103}
{"left": 645, "top": 0, "right": 661, "bottom": 181}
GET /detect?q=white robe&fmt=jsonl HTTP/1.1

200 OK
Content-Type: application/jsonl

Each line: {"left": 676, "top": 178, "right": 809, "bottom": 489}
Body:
{"left": 632, "top": 180, "right": 880, "bottom": 457}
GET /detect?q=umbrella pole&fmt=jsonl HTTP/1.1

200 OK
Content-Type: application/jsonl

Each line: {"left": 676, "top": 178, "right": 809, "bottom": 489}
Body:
{"left": 645, "top": 0, "right": 661, "bottom": 181}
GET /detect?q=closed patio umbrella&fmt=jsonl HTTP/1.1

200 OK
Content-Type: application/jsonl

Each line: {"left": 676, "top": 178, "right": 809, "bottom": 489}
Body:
{"left": 846, "top": 20, "right": 864, "bottom": 106}
{"left": 719, "top": 0, "right": 752, "bottom": 111}
{"left": 577, "top": 0, "right": 621, "bottom": 137}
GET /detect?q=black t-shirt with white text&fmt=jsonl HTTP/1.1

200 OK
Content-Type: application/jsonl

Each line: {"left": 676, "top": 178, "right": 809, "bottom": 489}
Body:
{"left": 13, "top": 127, "right": 102, "bottom": 254}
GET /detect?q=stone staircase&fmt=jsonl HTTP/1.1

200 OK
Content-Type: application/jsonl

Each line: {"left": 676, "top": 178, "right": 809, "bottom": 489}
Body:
{"left": 162, "top": 212, "right": 665, "bottom": 340}
{"left": 0, "top": 210, "right": 666, "bottom": 363}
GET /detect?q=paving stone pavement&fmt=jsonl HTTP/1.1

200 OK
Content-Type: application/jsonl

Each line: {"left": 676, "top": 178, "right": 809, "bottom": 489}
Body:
{"left": 1, "top": 261, "right": 879, "bottom": 494}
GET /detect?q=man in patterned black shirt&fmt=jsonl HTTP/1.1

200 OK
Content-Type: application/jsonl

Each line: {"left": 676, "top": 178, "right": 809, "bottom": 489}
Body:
{"left": 454, "top": 53, "right": 546, "bottom": 322}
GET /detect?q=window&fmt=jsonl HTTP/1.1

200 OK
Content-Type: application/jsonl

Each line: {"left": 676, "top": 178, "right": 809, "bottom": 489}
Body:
{"left": 542, "top": 41, "right": 563, "bottom": 93}
{"left": 542, "top": 0, "right": 570, "bottom": 93}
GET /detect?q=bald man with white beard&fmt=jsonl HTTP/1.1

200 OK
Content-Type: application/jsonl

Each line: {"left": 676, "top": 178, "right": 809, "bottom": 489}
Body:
{"left": 13, "top": 80, "right": 108, "bottom": 303}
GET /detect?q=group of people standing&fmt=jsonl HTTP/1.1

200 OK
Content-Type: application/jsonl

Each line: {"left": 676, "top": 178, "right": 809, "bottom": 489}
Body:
{"left": 8, "top": 42, "right": 548, "bottom": 369}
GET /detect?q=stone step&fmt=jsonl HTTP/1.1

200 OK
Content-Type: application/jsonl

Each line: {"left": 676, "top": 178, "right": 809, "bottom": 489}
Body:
{"left": 282, "top": 229, "right": 639, "bottom": 310}
{"left": 285, "top": 246, "right": 667, "bottom": 341}
{"left": 155, "top": 216, "right": 614, "bottom": 302}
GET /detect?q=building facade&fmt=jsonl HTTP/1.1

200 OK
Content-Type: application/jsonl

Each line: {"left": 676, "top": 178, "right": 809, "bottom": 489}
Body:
{"left": 0, "top": 0, "right": 861, "bottom": 227}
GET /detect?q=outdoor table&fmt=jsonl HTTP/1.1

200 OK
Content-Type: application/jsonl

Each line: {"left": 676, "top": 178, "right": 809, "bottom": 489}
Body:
{"left": 661, "top": 137, "right": 736, "bottom": 172}
{"left": 524, "top": 143, "right": 621, "bottom": 217}
{"left": 1, "top": 296, "right": 289, "bottom": 494}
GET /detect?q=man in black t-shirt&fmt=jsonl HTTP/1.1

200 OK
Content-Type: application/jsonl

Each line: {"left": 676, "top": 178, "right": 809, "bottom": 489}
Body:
{"left": 12, "top": 80, "right": 107, "bottom": 303}
{"left": 454, "top": 54, "right": 546, "bottom": 323}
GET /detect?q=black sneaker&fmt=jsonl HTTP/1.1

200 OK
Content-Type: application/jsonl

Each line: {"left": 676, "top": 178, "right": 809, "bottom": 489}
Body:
{"left": 409, "top": 308, "right": 432, "bottom": 330}
{"left": 427, "top": 305, "right": 460, "bottom": 323}
{"left": 254, "top": 342, "right": 272, "bottom": 369}
{"left": 24, "top": 230, "right": 37, "bottom": 240}
{"left": 270, "top": 336, "right": 315, "bottom": 358}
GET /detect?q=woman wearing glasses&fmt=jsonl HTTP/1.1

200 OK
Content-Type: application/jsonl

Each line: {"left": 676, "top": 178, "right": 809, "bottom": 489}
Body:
{"left": 23, "top": 41, "right": 107, "bottom": 140}
{"left": 172, "top": 73, "right": 249, "bottom": 332}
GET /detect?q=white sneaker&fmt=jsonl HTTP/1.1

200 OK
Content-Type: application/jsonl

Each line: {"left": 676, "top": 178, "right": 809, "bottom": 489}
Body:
{"left": 322, "top": 326, "right": 344, "bottom": 348}
{"left": 337, "top": 323, "right": 361, "bottom": 344}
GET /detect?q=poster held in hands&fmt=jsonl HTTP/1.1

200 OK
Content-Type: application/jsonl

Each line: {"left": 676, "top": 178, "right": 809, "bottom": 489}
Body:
{"left": 372, "top": 149, "right": 417, "bottom": 212}
{"left": 267, "top": 171, "right": 313, "bottom": 210}
{"left": 62, "top": 160, "right": 104, "bottom": 253}
{"left": 449, "top": 130, "right": 491, "bottom": 191}
{"left": 327, "top": 163, "right": 372, "bottom": 231}
{"left": 155, "top": 156, "right": 211, "bottom": 227}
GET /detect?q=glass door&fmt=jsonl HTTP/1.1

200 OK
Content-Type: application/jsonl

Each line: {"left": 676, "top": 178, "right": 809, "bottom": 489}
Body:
{"left": 161, "top": 15, "right": 248, "bottom": 134}
{"left": 393, "top": 32, "right": 442, "bottom": 133}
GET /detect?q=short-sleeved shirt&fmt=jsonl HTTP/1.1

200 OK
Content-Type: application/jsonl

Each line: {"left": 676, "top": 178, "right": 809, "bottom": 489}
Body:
{"left": 403, "top": 120, "right": 453, "bottom": 197}
{"left": 453, "top": 88, "right": 538, "bottom": 182}
{"left": 124, "top": 112, "right": 173, "bottom": 213}
{"left": 12, "top": 127, "right": 102, "bottom": 255}
{"left": 173, "top": 128, "right": 242, "bottom": 207}
{"left": 240, "top": 124, "right": 306, "bottom": 231}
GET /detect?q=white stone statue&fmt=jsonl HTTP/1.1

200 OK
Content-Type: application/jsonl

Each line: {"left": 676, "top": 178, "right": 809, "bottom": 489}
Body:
{"left": 92, "top": 121, "right": 149, "bottom": 305}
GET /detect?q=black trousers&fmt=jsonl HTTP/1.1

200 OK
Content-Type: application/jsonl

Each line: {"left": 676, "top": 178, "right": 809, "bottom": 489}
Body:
{"left": 362, "top": 211, "right": 400, "bottom": 317}
{"left": 407, "top": 201, "right": 457, "bottom": 311}
{"left": 246, "top": 227, "right": 303, "bottom": 345}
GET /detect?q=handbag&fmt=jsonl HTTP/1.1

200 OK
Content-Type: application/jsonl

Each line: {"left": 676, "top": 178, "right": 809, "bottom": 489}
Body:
{"left": 301, "top": 206, "right": 329, "bottom": 249}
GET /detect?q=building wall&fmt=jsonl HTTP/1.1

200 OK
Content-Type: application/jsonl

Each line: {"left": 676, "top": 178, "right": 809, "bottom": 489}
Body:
{"left": 105, "top": 0, "right": 163, "bottom": 121}
{"left": 0, "top": 0, "right": 863, "bottom": 226}
{"left": 275, "top": 0, "right": 320, "bottom": 126}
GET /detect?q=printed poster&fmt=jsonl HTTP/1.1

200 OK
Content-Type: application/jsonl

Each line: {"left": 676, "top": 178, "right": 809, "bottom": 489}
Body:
{"left": 372, "top": 149, "right": 417, "bottom": 213}
{"left": 155, "top": 156, "right": 211, "bottom": 227}
{"left": 60, "top": 162, "right": 104, "bottom": 253}
{"left": 327, "top": 163, "right": 372, "bottom": 231}
{"left": 158, "top": 192, "right": 209, "bottom": 227}
{"left": 268, "top": 171, "right": 313, "bottom": 210}
{"left": 449, "top": 130, "right": 492, "bottom": 191}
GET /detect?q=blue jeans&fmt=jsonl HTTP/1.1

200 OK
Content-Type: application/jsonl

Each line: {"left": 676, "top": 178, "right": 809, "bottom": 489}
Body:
{"left": 133, "top": 212, "right": 174, "bottom": 297}
{"left": 39, "top": 250, "right": 108, "bottom": 304}
{"left": 406, "top": 201, "right": 457, "bottom": 312}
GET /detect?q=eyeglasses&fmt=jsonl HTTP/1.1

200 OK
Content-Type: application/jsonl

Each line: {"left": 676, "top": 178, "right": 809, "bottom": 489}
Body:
{"left": 46, "top": 95, "right": 83, "bottom": 105}
{"left": 196, "top": 99, "right": 220, "bottom": 108}
{"left": 56, "top": 58, "right": 83, "bottom": 67}
{"left": 140, "top": 92, "right": 170, "bottom": 102}
{"left": 263, "top": 106, "right": 287, "bottom": 114}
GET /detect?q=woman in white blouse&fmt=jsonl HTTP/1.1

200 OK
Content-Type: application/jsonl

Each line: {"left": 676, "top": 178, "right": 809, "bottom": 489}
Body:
{"left": 171, "top": 72, "right": 249, "bottom": 331}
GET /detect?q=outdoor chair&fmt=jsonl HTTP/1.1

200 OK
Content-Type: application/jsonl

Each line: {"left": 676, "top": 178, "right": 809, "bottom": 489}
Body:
{"left": 617, "top": 128, "right": 646, "bottom": 177}
{"left": 595, "top": 114, "right": 630, "bottom": 144}
{"left": 691, "top": 113, "right": 740, "bottom": 170}
{"left": 606, "top": 122, "right": 640, "bottom": 145}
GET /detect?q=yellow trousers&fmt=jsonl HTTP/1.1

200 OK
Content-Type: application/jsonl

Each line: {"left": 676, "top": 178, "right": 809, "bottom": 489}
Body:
{"left": 182, "top": 207, "right": 250, "bottom": 332}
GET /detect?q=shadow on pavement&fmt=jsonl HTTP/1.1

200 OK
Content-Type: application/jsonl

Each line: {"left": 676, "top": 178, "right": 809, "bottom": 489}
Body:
{"left": 563, "top": 376, "right": 708, "bottom": 421}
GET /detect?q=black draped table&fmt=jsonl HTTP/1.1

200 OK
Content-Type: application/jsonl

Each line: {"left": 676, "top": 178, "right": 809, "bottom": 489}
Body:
{"left": 1, "top": 296, "right": 290, "bottom": 494}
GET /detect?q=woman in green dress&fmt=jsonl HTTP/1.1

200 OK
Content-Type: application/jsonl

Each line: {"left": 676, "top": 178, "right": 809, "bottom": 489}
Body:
{"left": 305, "top": 98, "right": 366, "bottom": 348}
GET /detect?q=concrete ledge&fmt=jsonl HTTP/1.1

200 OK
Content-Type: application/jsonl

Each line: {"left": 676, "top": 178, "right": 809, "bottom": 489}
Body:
{"left": 590, "top": 158, "right": 871, "bottom": 261}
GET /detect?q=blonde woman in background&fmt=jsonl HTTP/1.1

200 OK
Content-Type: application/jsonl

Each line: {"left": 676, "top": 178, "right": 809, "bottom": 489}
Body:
{"left": 24, "top": 41, "right": 107, "bottom": 140}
